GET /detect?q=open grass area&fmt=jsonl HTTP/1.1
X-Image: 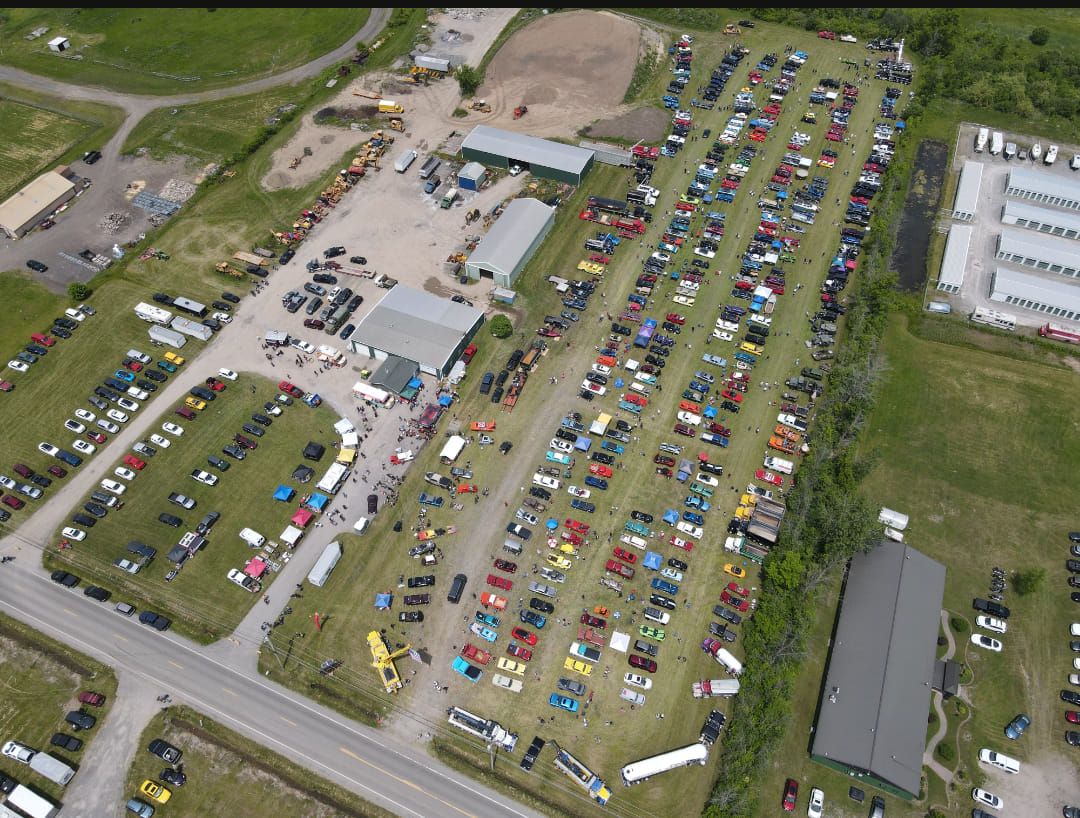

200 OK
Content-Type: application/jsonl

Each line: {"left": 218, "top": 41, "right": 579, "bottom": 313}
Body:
{"left": 0, "top": 99, "right": 92, "bottom": 200}
{"left": 44, "top": 372, "right": 338, "bottom": 643}
{"left": 0, "top": 9, "right": 371, "bottom": 95}
{"left": 0, "top": 612, "right": 118, "bottom": 804}
{"left": 124, "top": 704, "right": 395, "bottom": 818}
{"left": 0, "top": 271, "right": 66, "bottom": 358}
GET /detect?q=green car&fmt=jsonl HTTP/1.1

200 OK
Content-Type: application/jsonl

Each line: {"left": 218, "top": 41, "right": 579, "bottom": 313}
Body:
{"left": 157, "top": 360, "right": 177, "bottom": 373}
{"left": 639, "top": 625, "right": 666, "bottom": 641}
{"left": 689, "top": 482, "right": 714, "bottom": 498}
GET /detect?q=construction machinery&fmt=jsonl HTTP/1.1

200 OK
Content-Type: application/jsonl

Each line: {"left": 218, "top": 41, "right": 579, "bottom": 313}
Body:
{"left": 368, "top": 630, "right": 411, "bottom": 693}
{"left": 378, "top": 99, "right": 404, "bottom": 114}
{"left": 471, "top": 99, "right": 492, "bottom": 113}
{"left": 513, "top": 104, "right": 528, "bottom": 119}
{"left": 215, "top": 262, "right": 244, "bottom": 278}
{"left": 387, "top": 117, "right": 405, "bottom": 132}
{"left": 723, "top": 23, "right": 742, "bottom": 35}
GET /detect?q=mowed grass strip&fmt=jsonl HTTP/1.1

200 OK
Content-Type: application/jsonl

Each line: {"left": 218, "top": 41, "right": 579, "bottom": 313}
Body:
{"left": 0, "top": 9, "right": 371, "bottom": 95}
{"left": 0, "top": 613, "right": 118, "bottom": 803}
{"left": 124, "top": 704, "right": 396, "bottom": 818}
{"left": 0, "top": 99, "right": 92, "bottom": 201}
{"left": 46, "top": 373, "right": 338, "bottom": 643}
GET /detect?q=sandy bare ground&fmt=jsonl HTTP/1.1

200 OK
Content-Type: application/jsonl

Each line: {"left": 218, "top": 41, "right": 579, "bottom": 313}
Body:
{"left": 584, "top": 106, "right": 671, "bottom": 143}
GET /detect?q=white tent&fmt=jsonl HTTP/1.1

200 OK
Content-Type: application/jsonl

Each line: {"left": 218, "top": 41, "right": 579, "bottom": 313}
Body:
{"left": 280, "top": 525, "right": 304, "bottom": 546}
{"left": 334, "top": 417, "right": 356, "bottom": 435}
{"left": 439, "top": 434, "right": 466, "bottom": 463}
{"left": 609, "top": 631, "right": 630, "bottom": 653}
{"left": 341, "top": 431, "right": 359, "bottom": 448}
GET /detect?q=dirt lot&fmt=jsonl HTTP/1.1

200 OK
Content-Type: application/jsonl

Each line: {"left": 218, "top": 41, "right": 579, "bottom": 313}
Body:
{"left": 583, "top": 106, "right": 671, "bottom": 143}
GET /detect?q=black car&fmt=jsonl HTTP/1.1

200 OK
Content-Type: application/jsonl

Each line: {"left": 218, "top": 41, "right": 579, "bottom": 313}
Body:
{"left": 207, "top": 455, "right": 230, "bottom": 471}
{"left": 84, "top": 585, "right": 111, "bottom": 602}
{"left": 490, "top": 386, "right": 504, "bottom": 403}
{"left": 530, "top": 597, "right": 555, "bottom": 613}
{"left": 479, "top": 373, "right": 494, "bottom": 394}
{"left": 152, "top": 292, "right": 173, "bottom": 305}
{"left": 1062, "top": 690, "right": 1080, "bottom": 706}
{"left": 399, "top": 611, "right": 424, "bottom": 623}
{"left": 279, "top": 248, "right": 295, "bottom": 265}
{"left": 570, "top": 499, "right": 595, "bottom": 513}
{"left": 348, "top": 295, "right": 364, "bottom": 312}
{"left": 668, "top": 557, "right": 688, "bottom": 571}
{"left": 404, "top": 593, "right": 430, "bottom": 606}
{"left": 50, "top": 570, "right": 80, "bottom": 587}
{"left": 349, "top": 255, "right": 367, "bottom": 265}
{"left": 190, "top": 386, "right": 216, "bottom": 402}
{"left": 408, "top": 575, "right": 436, "bottom": 588}
{"left": 220, "top": 291, "right": 241, "bottom": 304}
{"left": 64, "top": 710, "right": 96, "bottom": 731}
{"left": 50, "top": 733, "right": 83, "bottom": 752}
{"left": 1068, "top": 559, "right": 1080, "bottom": 574}
{"left": 241, "top": 423, "right": 265, "bottom": 438}
{"left": 145, "top": 369, "right": 167, "bottom": 383}
{"left": 339, "top": 323, "right": 356, "bottom": 340}
{"left": 529, "top": 487, "right": 552, "bottom": 501}
{"left": 650, "top": 594, "right": 676, "bottom": 610}
{"left": 222, "top": 445, "right": 246, "bottom": 461}
{"left": 136, "top": 379, "right": 158, "bottom": 393}
{"left": 26, "top": 259, "right": 48, "bottom": 273}
{"left": 631, "top": 510, "right": 654, "bottom": 523}
{"left": 72, "top": 513, "right": 97, "bottom": 528}
{"left": 84, "top": 502, "right": 108, "bottom": 519}
{"left": 324, "top": 246, "right": 346, "bottom": 258}
{"left": 0, "top": 772, "right": 16, "bottom": 794}
{"left": 251, "top": 413, "right": 272, "bottom": 427}
{"left": 591, "top": 452, "right": 614, "bottom": 465}
{"left": 158, "top": 512, "right": 182, "bottom": 527}
{"left": 147, "top": 739, "right": 182, "bottom": 763}
{"left": 714, "top": 605, "right": 742, "bottom": 626}
{"left": 83, "top": 150, "right": 102, "bottom": 164}
{"left": 312, "top": 273, "right": 337, "bottom": 285}
{"left": 30, "top": 473, "right": 51, "bottom": 488}
{"left": 160, "top": 768, "right": 187, "bottom": 787}
{"left": 973, "top": 597, "right": 1011, "bottom": 618}
{"left": 139, "top": 611, "right": 172, "bottom": 631}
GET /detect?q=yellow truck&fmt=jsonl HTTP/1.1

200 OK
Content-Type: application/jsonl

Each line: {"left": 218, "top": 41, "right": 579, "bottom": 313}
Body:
{"left": 378, "top": 99, "right": 404, "bottom": 114}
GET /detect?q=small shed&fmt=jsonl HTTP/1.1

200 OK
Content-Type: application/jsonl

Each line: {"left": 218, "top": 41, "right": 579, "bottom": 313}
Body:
{"left": 307, "top": 541, "right": 343, "bottom": 588}
{"left": 492, "top": 287, "right": 517, "bottom": 305}
{"left": 273, "top": 485, "right": 296, "bottom": 502}
{"left": 292, "top": 464, "right": 314, "bottom": 483}
{"left": 303, "top": 442, "right": 325, "bottom": 461}
{"left": 457, "top": 161, "right": 487, "bottom": 192}
{"left": 48, "top": 36, "right": 70, "bottom": 52}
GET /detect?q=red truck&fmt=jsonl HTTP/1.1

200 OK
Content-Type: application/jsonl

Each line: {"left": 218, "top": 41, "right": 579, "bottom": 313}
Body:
{"left": 461, "top": 643, "right": 491, "bottom": 665}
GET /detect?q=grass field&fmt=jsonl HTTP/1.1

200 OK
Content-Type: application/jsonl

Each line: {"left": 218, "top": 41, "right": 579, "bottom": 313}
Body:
{"left": 121, "top": 85, "right": 305, "bottom": 165}
{"left": 0, "top": 9, "right": 371, "bottom": 95}
{"left": 43, "top": 372, "right": 337, "bottom": 643}
{"left": 753, "top": 315, "right": 1080, "bottom": 817}
{"left": 0, "top": 99, "right": 92, "bottom": 200}
{"left": 0, "top": 272, "right": 67, "bottom": 358}
{"left": 0, "top": 613, "right": 117, "bottom": 804}
{"left": 124, "top": 704, "right": 395, "bottom": 818}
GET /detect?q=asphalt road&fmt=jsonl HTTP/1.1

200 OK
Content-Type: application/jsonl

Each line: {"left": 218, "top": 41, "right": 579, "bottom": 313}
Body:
{"left": 0, "top": 8, "right": 392, "bottom": 288}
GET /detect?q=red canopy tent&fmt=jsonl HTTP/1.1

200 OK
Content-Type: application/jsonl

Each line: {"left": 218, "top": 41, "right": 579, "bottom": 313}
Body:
{"left": 244, "top": 557, "right": 268, "bottom": 579}
{"left": 291, "top": 508, "right": 314, "bottom": 528}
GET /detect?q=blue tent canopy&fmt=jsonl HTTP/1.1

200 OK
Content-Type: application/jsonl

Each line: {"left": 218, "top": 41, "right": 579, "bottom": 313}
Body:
{"left": 662, "top": 508, "right": 679, "bottom": 525}
{"left": 546, "top": 518, "right": 559, "bottom": 530}
{"left": 438, "top": 394, "right": 453, "bottom": 407}
{"left": 642, "top": 551, "right": 662, "bottom": 570}
{"left": 307, "top": 492, "right": 329, "bottom": 510}
{"left": 574, "top": 436, "right": 592, "bottom": 452}
{"left": 407, "top": 377, "right": 422, "bottom": 389}
{"left": 273, "top": 485, "right": 296, "bottom": 502}
{"left": 613, "top": 378, "right": 624, "bottom": 388}
{"left": 374, "top": 593, "right": 392, "bottom": 610}
{"left": 703, "top": 406, "right": 718, "bottom": 419}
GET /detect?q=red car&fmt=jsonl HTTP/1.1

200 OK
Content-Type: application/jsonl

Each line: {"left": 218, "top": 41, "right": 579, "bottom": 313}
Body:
{"left": 77, "top": 691, "right": 106, "bottom": 707}
{"left": 654, "top": 454, "right": 676, "bottom": 467}
{"left": 507, "top": 642, "right": 533, "bottom": 661}
{"left": 669, "top": 535, "right": 695, "bottom": 551}
{"left": 461, "top": 643, "right": 491, "bottom": 665}
{"left": 2, "top": 495, "right": 25, "bottom": 510}
{"left": 589, "top": 463, "right": 613, "bottom": 478}
{"left": 613, "top": 547, "right": 637, "bottom": 564}
{"left": 720, "top": 390, "right": 742, "bottom": 402}
{"left": 277, "top": 380, "right": 304, "bottom": 398}
{"left": 628, "top": 654, "right": 657, "bottom": 673}
{"left": 511, "top": 626, "right": 537, "bottom": 646}
{"left": 755, "top": 469, "right": 784, "bottom": 488}
{"left": 486, "top": 574, "right": 513, "bottom": 591}
{"left": 47, "top": 465, "right": 67, "bottom": 478}
{"left": 123, "top": 455, "right": 146, "bottom": 470}
{"left": 494, "top": 559, "right": 517, "bottom": 573}
{"left": 123, "top": 359, "right": 143, "bottom": 372}
{"left": 605, "top": 559, "right": 634, "bottom": 579}
{"left": 580, "top": 612, "right": 607, "bottom": 629}
{"left": 666, "top": 313, "right": 686, "bottom": 325}
{"left": 0, "top": 380, "right": 14, "bottom": 393}
{"left": 206, "top": 377, "right": 226, "bottom": 392}
{"left": 564, "top": 519, "right": 590, "bottom": 534}
{"left": 623, "top": 392, "right": 647, "bottom": 406}
{"left": 86, "top": 431, "right": 106, "bottom": 444}
{"left": 721, "top": 589, "right": 750, "bottom": 612}
{"left": 782, "top": 778, "right": 798, "bottom": 811}
{"left": 563, "top": 531, "right": 583, "bottom": 546}
{"left": 726, "top": 581, "right": 749, "bottom": 598}
{"left": 1067, "top": 711, "right": 1080, "bottom": 724}
{"left": 673, "top": 423, "right": 695, "bottom": 437}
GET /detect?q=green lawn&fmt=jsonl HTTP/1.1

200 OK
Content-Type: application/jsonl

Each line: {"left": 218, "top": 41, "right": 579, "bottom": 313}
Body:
{"left": 0, "top": 9, "right": 371, "bottom": 95}
{"left": 124, "top": 704, "right": 395, "bottom": 818}
{"left": 0, "top": 613, "right": 118, "bottom": 804}
{"left": 45, "top": 373, "right": 338, "bottom": 643}
{"left": 0, "top": 99, "right": 92, "bottom": 200}
{"left": 0, "top": 272, "right": 66, "bottom": 359}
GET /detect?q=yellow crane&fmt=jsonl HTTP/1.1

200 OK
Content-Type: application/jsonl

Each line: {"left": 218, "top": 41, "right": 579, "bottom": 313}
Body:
{"left": 367, "top": 631, "right": 411, "bottom": 693}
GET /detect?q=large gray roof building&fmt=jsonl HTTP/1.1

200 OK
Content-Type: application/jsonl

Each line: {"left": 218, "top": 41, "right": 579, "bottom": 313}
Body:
{"left": 1005, "top": 167, "right": 1080, "bottom": 211}
{"left": 460, "top": 125, "right": 594, "bottom": 185}
{"left": 347, "top": 286, "right": 484, "bottom": 378}
{"left": 811, "top": 541, "right": 945, "bottom": 800}
{"left": 996, "top": 227, "right": 1080, "bottom": 279}
{"left": 950, "top": 160, "right": 983, "bottom": 222}
{"left": 990, "top": 266, "right": 1080, "bottom": 322}
{"left": 464, "top": 198, "right": 555, "bottom": 288}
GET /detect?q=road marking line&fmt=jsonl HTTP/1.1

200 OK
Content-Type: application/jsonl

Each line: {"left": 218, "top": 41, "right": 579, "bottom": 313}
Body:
{"left": 113, "top": 633, "right": 128, "bottom": 642}
{"left": 64, "top": 608, "right": 74, "bottom": 615}
{"left": 221, "top": 687, "right": 237, "bottom": 697}
{"left": 167, "top": 660, "right": 183, "bottom": 669}
{"left": 339, "top": 747, "right": 478, "bottom": 818}
{"left": 280, "top": 715, "right": 296, "bottom": 726}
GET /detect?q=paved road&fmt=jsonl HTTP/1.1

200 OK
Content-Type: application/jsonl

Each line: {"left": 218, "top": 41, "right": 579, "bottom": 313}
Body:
{"left": 0, "top": 8, "right": 391, "bottom": 287}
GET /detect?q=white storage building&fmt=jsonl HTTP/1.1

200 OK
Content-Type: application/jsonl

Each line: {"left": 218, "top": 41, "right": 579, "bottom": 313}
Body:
{"left": 950, "top": 161, "right": 983, "bottom": 222}
{"left": 464, "top": 198, "right": 555, "bottom": 288}
{"left": 995, "top": 228, "right": 1080, "bottom": 279}
{"left": 0, "top": 170, "right": 76, "bottom": 238}
{"left": 936, "top": 224, "right": 972, "bottom": 293}
{"left": 1005, "top": 167, "right": 1080, "bottom": 211}
{"left": 989, "top": 266, "right": 1080, "bottom": 322}
{"left": 1001, "top": 199, "right": 1080, "bottom": 241}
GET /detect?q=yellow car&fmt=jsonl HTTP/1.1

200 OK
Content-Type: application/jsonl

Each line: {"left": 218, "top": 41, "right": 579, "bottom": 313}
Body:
{"left": 497, "top": 656, "right": 526, "bottom": 676}
{"left": 739, "top": 341, "right": 764, "bottom": 356}
{"left": 164, "top": 351, "right": 185, "bottom": 366}
{"left": 546, "top": 553, "right": 572, "bottom": 571}
{"left": 558, "top": 543, "right": 579, "bottom": 556}
{"left": 563, "top": 656, "right": 593, "bottom": 677}
{"left": 140, "top": 780, "right": 172, "bottom": 804}
{"left": 723, "top": 563, "right": 746, "bottom": 579}
{"left": 184, "top": 396, "right": 207, "bottom": 411}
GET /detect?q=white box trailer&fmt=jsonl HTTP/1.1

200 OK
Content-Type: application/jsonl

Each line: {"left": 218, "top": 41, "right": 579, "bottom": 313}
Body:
{"left": 134, "top": 301, "right": 172, "bottom": 325}
{"left": 5, "top": 785, "right": 59, "bottom": 818}
{"left": 148, "top": 324, "right": 187, "bottom": 348}
{"left": 975, "top": 127, "right": 988, "bottom": 153}
{"left": 990, "top": 131, "right": 1004, "bottom": 156}
{"left": 171, "top": 316, "right": 212, "bottom": 341}
{"left": 394, "top": 149, "right": 418, "bottom": 173}
{"left": 878, "top": 506, "right": 909, "bottom": 531}
{"left": 307, "top": 541, "right": 342, "bottom": 587}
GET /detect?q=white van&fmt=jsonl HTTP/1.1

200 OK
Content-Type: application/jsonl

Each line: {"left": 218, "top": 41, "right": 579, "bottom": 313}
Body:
{"left": 352, "top": 517, "right": 370, "bottom": 534}
{"left": 620, "top": 533, "right": 647, "bottom": 550}
{"left": 239, "top": 527, "right": 265, "bottom": 548}
{"left": 978, "top": 749, "right": 1019, "bottom": 774}
{"left": 763, "top": 456, "right": 794, "bottom": 475}
{"left": 620, "top": 688, "right": 645, "bottom": 706}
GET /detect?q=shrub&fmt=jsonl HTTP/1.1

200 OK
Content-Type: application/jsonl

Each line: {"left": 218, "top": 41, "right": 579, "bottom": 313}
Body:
{"left": 489, "top": 315, "right": 512, "bottom": 338}
{"left": 1029, "top": 27, "right": 1050, "bottom": 45}
{"left": 928, "top": 809, "right": 947, "bottom": 818}
{"left": 936, "top": 742, "right": 955, "bottom": 762}
{"left": 1012, "top": 567, "right": 1044, "bottom": 595}
{"left": 456, "top": 65, "right": 482, "bottom": 97}
{"left": 950, "top": 616, "right": 969, "bottom": 634}
{"left": 67, "top": 283, "right": 92, "bottom": 301}
{"left": 927, "top": 711, "right": 938, "bottom": 724}
{"left": 452, "top": 108, "right": 468, "bottom": 118}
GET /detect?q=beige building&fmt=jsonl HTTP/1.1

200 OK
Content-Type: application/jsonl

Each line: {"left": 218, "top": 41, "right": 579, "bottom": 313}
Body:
{"left": 0, "top": 170, "right": 76, "bottom": 239}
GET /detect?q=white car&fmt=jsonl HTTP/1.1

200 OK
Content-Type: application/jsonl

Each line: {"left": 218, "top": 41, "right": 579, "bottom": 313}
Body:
{"left": 491, "top": 674, "right": 523, "bottom": 692}
{"left": 149, "top": 434, "right": 171, "bottom": 448}
{"left": 550, "top": 438, "right": 574, "bottom": 453}
{"left": 651, "top": 252, "right": 671, "bottom": 263}
{"left": 976, "top": 615, "right": 1007, "bottom": 634}
{"left": 1072, "top": 623, "right": 1080, "bottom": 637}
{"left": 107, "top": 409, "right": 128, "bottom": 423}
{"left": 212, "top": 312, "right": 233, "bottom": 325}
{"left": 591, "top": 363, "right": 611, "bottom": 375}
{"left": 676, "top": 521, "right": 702, "bottom": 538}
{"left": 116, "top": 397, "right": 139, "bottom": 412}
{"left": 96, "top": 419, "right": 119, "bottom": 434}
{"left": 74, "top": 409, "right": 96, "bottom": 423}
{"left": 114, "top": 558, "right": 141, "bottom": 574}
{"left": 567, "top": 486, "right": 591, "bottom": 499}
{"left": 162, "top": 422, "right": 184, "bottom": 436}
{"left": 508, "top": 164, "right": 524, "bottom": 176}
{"left": 38, "top": 442, "right": 60, "bottom": 457}
{"left": 114, "top": 467, "right": 137, "bottom": 481}
{"left": 515, "top": 509, "right": 539, "bottom": 526}
{"left": 61, "top": 527, "right": 86, "bottom": 542}
{"left": 623, "top": 672, "right": 653, "bottom": 690}
{"left": 807, "top": 787, "right": 824, "bottom": 818}
{"left": 660, "top": 567, "right": 683, "bottom": 582}
{"left": 677, "top": 411, "right": 701, "bottom": 426}
{"left": 1075, "top": 657, "right": 1080, "bottom": 671}
{"left": 695, "top": 473, "right": 719, "bottom": 487}
{"left": 99, "top": 479, "right": 126, "bottom": 495}
{"left": 672, "top": 295, "right": 696, "bottom": 306}
{"left": 290, "top": 339, "right": 316, "bottom": 354}
{"left": 7, "top": 360, "right": 28, "bottom": 373}
{"left": 0, "top": 475, "right": 15, "bottom": 490}
{"left": 1, "top": 741, "right": 34, "bottom": 764}
{"left": 532, "top": 473, "right": 560, "bottom": 490}
{"left": 972, "top": 788, "right": 1002, "bottom": 810}
{"left": 580, "top": 379, "right": 606, "bottom": 396}
{"left": 218, "top": 368, "right": 238, "bottom": 381}
{"left": 978, "top": 748, "right": 1019, "bottom": 774}
{"left": 619, "top": 687, "right": 645, "bottom": 706}
{"left": 191, "top": 470, "right": 218, "bottom": 486}
{"left": 126, "top": 387, "right": 149, "bottom": 401}
{"left": 72, "top": 439, "right": 95, "bottom": 455}
{"left": 970, "top": 633, "right": 1002, "bottom": 652}
{"left": 1070, "top": 673, "right": 1080, "bottom": 686}
{"left": 264, "top": 404, "right": 282, "bottom": 416}
{"left": 64, "top": 308, "right": 85, "bottom": 322}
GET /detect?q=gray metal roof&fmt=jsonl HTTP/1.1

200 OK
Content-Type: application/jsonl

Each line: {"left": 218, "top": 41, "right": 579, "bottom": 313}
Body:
{"left": 1007, "top": 166, "right": 1080, "bottom": 203}
{"left": 372, "top": 355, "right": 417, "bottom": 394}
{"left": 1002, "top": 199, "right": 1080, "bottom": 234}
{"left": 466, "top": 198, "right": 554, "bottom": 277}
{"left": 462, "top": 125, "right": 593, "bottom": 175}
{"left": 458, "top": 161, "right": 487, "bottom": 182}
{"left": 991, "top": 266, "right": 1080, "bottom": 313}
{"left": 952, "top": 160, "right": 983, "bottom": 215}
{"left": 939, "top": 224, "right": 972, "bottom": 289}
{"left": 812, "top": 542, "right": 945, "bottom": 797}
{"left": 351, "top": 286, "right": 482, "bottom": 372}
{"left": 998, "top": 227, "right": 1080, "bottom": 272}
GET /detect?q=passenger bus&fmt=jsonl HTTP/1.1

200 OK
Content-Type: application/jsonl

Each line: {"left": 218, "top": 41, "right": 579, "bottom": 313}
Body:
{"left": 969, "top": 307, "right": 1016, "bottom": 331}
{"left": 620, "top": 742, "right": 709, "bottom": 786}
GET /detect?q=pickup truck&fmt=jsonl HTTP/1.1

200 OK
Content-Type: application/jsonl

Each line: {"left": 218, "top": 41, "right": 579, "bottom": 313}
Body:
{"left": 418, "top": 492, "right": 444, "bottom": 507}
{"left": 424, "top": 472, "right": 453, "bottom": 490}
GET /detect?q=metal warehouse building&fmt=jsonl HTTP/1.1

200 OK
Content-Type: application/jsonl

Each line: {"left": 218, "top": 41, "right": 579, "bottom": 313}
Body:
{"left": 347, "top": 286, "right": 484, "bottom": 378}
{"left": 460, "top": 125, "right": 594, "bottom": 185}
{"left": 989, "top": 266, "right": 1080, "bottom": 321}
{"left": 811, "top": 542, "right": 946, "bottom": 800}
{"left": 936, "top": 224, "right": 972, "bottom": 293}
{"left": 1005, "top": 167, "right": 1080, "bottom": 211}
{"left": 464, "top": 198, "right": 555, "bottom": 288}
{"left": 995, "top": 227, "right": 1080, "bottom": 279}
{"left": 950, "top": 160, "right": 983, "bottom": 222}
{"left": 0, "top": 170, "right": 76, "bottom": 239}
{"left": 1001, "top": 199, "right": 1080, "bottom": 241}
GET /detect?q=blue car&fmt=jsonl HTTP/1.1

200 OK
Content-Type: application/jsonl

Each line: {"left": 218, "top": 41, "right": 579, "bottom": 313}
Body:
{"left": 475, "top": 611, "right": 500, "bottom": 628}
{"left": 601, "top": 441, "right": 624, "bottom": 454}
{"left": 549, "top": 693, "right": 579, "bottom": 713}
{"left": 651, "top": 577, "right": 679, "bottom": 596}
{"left": 113, "top": 369, "right": 135, "bottom": 383}
{"left": 571, "top": 498, "right": 596, "bottom": 514}
{"left": 685, "top": 495, "right": 710, "bottom": 512}
{"left": 453, "top": 656, "right": 482, "bottom": 683}
{"left": 689, "top": 380, "right": 710, "bottom": 394}
{"left": 584, "top": 475, "right": 608, "bottom": 490}
{"left": 520, "top": 610, "right": 546, "bottom": 629}
{"left": 1004, "top": 714, "right": 1031, "bottom": 740}
{"left": 683, "top": 511, "right": 705, "bottom": 526}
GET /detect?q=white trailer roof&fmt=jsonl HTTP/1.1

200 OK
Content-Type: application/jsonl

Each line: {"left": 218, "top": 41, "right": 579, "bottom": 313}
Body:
{"left": 991, "top": 266, "right": 1080, "bottom": 315}
{"left": 939, "top": 224, "right": 973, "bottom": 290}
{"left": 952, "top": 160, "right": 983, "bottom": 217}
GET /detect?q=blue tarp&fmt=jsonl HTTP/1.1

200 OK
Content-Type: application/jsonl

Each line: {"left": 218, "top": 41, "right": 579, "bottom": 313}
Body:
{"left": 374, "top": 593, "right": 392, "bottom": 610}
{"left": 546, "top": 518, "right": 558, "bottom": 530}
{"left": 614, "top": 378, "right": 624, "bottom": 388}
{"left": 438, "top": 394, "right": 453, "bottom": 407}
{"left": 407, "top": 377, "right": 422, "bottom": 389}
{"left": 307, "top": 492, "right": 329, "bottom": 511}
{"left": 574, "top": 436, "right": 592, "bottom": 452}
{"left": 703, "top": 406, "right": 718, "bottom": 419}
{"left": 642, "top": 551, "right": 662, "bottom": 571}
{"left": 662, "top": 508, "right": 679, "bottom": 525}
{"left": 273, "top": 485, "right": 296, "bottom": 502}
